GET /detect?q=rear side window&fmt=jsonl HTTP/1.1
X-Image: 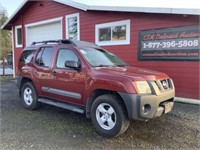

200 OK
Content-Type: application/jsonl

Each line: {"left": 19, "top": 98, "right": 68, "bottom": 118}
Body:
{"left": 20, "top": 50, "right": 35, "bottom": 63}
{"left": 35, "top": 47, "right": 54, "bottom": 67}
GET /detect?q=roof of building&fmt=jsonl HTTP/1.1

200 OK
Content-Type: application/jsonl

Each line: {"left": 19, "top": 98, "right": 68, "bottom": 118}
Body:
{"left": 56, "top": 0, "right": 200, "bottom": 15}
{"left": 2, "top": 0, "right": 200, "bottom": 30}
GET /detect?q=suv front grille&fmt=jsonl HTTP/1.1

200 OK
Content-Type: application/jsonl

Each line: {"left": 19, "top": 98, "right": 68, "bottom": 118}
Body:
{"left": 160, "top": 79, "right": 169, "bottom": 90}
{"left": 153, "top": 78, "right": 173, "bottom": 93}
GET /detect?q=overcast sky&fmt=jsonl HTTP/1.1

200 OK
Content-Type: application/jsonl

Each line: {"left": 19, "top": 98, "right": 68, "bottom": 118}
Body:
{"left": 0, "top": 0, "right": 24, "bottom": 17}
{"left": 0, "top": 0, "right": 199, "bottom": 18}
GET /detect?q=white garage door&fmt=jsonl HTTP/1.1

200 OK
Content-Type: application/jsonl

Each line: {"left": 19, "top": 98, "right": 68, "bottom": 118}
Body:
{"left": 26, "top": 21, "right": 62, "bottom": 45}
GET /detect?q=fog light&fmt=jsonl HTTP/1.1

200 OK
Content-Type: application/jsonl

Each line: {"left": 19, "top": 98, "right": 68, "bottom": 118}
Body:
{"left": 142, "top": 104, "right": 151, "bottom": 114}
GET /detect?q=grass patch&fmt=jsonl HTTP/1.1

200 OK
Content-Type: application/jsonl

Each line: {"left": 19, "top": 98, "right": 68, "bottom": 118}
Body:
{"left": 0, "top": 75, "right": 14, "bottom": 81}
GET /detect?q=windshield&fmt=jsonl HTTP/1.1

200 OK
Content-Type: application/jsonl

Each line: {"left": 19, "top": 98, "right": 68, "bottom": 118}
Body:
{"left": 79, "top": 48, "right": 127, "bottom": 67}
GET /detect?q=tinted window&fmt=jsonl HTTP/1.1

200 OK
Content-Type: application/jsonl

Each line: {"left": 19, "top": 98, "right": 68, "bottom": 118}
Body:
{"left": 20, "top": 50, "right": 35, "bottom": 63}
{"left": 35, "top": 47, "right": 53, "bottom": 67}
{"left": 17, "top": 28, "right": 22, "bottom": 45}
{"left": 56, "top": 49, "right": 78, "bottom": 68}
{"left": 35, "top": 48, "right": 43, "bottom": 64}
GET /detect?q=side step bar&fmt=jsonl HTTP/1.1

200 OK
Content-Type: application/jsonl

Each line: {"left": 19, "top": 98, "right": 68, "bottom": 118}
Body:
{"left": 38, "top": 98, "right": 85, "bottom": 114}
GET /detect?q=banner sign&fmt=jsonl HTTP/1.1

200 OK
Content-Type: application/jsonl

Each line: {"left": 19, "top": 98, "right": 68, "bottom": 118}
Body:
{"left": 138, "top": 26, "right": 200, "bottom": 61}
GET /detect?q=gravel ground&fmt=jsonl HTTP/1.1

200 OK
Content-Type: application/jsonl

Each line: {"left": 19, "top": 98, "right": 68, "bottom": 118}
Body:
{"left": 0, "top": 79, "right": 200, "bottom": 149}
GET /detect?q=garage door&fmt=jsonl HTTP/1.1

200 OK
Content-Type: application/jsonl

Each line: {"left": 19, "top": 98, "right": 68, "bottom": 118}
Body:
{"left": 26, "top": 21, "right": 62, "bottom": 45}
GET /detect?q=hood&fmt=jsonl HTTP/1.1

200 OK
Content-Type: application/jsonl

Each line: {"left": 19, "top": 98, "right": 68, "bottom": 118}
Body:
{"left": 92, "top": 66, "right": 168, "bottom": 81}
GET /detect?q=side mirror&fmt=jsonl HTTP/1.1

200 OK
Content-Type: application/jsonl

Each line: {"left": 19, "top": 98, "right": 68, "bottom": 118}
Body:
{"left": 65, "top": 60, "right": 80, "bottom": 70}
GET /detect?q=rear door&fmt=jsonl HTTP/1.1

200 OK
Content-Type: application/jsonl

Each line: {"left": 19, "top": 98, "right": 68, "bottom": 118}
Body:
{"left": 33, "top": 46, "right": 55, "bottom": 97}
{"left": 47, "top": 48, "right": 86, "bottom": 105}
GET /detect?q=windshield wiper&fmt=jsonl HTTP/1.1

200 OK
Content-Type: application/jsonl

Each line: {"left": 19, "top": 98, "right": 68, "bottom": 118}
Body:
{"left": 93, "top": 64, "right": 111, "bottom": 67}
{"left": 116, "top": 64, "right": 127, "bottom": 67}
{"left": 93, "top": 64, "right": 127, "bottom": 67}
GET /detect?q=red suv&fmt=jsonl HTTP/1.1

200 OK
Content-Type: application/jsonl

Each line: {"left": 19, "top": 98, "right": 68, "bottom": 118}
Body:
{"left": 17, "top": 40, "right": 175, "bottom": 137}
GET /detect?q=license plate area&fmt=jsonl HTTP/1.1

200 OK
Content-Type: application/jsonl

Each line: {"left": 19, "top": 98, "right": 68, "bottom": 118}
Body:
{"left": 161, "top": 102, "right": 174, "bottom": 114}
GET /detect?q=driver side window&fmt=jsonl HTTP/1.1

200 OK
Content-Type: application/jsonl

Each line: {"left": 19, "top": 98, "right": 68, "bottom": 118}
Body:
{"left": 56, "top": 49, "right": 79, "bottom": 69}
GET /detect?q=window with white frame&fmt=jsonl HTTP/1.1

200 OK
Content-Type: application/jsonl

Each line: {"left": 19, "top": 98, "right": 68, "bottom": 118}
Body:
{"left": 95, "top": 20, "right": 130, "bottom": 46}
{"left": 66, "top": 13, "right": 80, "bottom": 40}
{"left": 15, "top": 25, "right": 22, "bottom": 47}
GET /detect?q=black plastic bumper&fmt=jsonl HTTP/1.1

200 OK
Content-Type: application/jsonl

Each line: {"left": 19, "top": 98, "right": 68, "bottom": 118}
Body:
{"left": 118, "top": 90, "right": 175, "bottom": 121}
{"left": 15, "top": 75, "right": 22, "bottom": 88}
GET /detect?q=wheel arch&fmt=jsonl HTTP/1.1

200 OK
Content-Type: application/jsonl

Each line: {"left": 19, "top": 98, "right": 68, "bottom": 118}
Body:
{"left": 19, "top": 77, "right": 36, "bottom": 97}
{"left": 85, "top": 89, "right": 127, "bottom": 118}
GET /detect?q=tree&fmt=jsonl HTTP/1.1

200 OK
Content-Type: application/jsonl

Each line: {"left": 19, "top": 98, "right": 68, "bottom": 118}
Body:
{"left": 0, "top": 7, "right": 12, "bottom": 76}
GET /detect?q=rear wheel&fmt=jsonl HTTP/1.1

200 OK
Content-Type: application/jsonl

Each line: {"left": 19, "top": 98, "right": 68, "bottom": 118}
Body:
{"left": 91, "top": 94, "right": 130, "bottom": 137}
{"left": 21, "top": 82, "right": 40, "bottom": 110}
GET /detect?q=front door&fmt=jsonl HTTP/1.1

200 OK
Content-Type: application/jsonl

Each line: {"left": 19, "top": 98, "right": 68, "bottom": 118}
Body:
{"left": 47, "top": 48, "right": 86, "bottom": 105}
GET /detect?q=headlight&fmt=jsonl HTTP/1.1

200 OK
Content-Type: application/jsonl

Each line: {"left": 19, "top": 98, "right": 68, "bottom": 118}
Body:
{"left": 132, "top": 81, "right": 151, "bottom": 94}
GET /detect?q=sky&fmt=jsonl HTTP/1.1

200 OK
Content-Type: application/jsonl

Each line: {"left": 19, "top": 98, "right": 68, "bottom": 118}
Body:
{"left": 0, "top": 0, "right": 24, "bottom": 17}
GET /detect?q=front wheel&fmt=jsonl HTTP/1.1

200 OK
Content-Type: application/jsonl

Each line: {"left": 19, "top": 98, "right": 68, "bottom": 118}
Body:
{"left": 21, "top": 82, "right": 40, "bottom": 110}
{"left": 91, "top": 94, "right": 130, "bottom": 137}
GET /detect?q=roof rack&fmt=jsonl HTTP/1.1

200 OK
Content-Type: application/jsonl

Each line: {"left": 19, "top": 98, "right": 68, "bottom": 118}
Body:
{"left": 31, "top": 39, "right": 101, "bottom": 48}
{"left": 31, "top": 40, "right": 75, "bottom": 45}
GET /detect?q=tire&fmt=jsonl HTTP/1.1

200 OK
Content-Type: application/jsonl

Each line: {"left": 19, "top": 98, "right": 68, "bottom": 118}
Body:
{"left": 91, "top": 94, "right": 130, "bottom": 137}
{"left": 21, "top": 82, "right": 40, "bottom": 110}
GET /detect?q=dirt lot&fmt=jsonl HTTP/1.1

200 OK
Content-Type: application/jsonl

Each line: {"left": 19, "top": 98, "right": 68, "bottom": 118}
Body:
{"left": 0, "top": 78, "right": 200, "bottom": 149}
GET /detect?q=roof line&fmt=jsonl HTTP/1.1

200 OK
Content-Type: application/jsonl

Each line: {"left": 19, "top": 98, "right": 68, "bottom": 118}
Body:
{"left": 1, "top": 0, "right": 88, "bottom": 30}
{"left": 53, "top": 0, "right": 200, "bottom": 15}
{"left": 54, "top": 0, "right": 89, "bottom": 11}
{"left": 1, "top": 0, "right": 28, "bottom": 30}
{"left": 87, "top": 6, "right": 200, "bottom": 15}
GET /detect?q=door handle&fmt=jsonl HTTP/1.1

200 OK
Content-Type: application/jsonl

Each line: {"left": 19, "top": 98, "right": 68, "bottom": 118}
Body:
{"left": 51, "top": 71, "right": 57, "bottom": 76}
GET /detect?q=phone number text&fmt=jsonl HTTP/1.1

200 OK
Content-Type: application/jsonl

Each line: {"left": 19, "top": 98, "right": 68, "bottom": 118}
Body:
{"left": 142, "top": 39, "right": 199, "bottom": 49}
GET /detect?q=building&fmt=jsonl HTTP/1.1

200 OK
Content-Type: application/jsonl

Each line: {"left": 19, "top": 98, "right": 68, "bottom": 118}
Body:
{"left": 2, "top": 0, "right": 200, "bottom": 101}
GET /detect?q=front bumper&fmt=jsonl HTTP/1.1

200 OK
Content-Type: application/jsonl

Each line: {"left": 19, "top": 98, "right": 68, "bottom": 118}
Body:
{"left": 118, "top": 88, "right": 175, "bottom": 121}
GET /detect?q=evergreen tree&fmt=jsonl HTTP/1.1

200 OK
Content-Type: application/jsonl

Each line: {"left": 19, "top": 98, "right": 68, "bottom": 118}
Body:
{"left": 0, "top": 7, "right": 12, "bottom": 76}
